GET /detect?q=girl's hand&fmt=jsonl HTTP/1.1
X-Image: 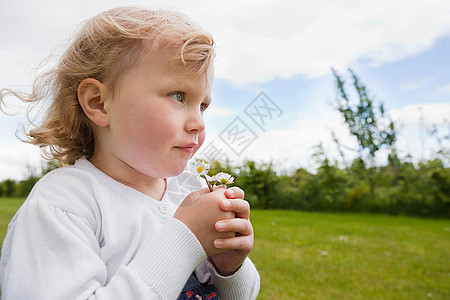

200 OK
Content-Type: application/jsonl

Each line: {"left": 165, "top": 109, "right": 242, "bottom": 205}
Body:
{"left": 209, "top": 187, "right": 254, "bottom": 276}
{"left": 174, "top": 188, "right": 235, "bottom": 256}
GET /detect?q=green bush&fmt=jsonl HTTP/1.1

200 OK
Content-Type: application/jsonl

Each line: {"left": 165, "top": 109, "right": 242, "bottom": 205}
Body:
{"left": 2, "top": 158, "right": 449, "bottom": 217}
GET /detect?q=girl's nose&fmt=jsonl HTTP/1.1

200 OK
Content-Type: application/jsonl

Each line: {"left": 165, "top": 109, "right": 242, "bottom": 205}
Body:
{"left": 185, "top": 109, "right": 205, "bottom": 134}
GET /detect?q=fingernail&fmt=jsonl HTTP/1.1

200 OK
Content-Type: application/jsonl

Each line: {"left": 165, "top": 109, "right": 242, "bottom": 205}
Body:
{"left": 216, "top": 222, "right": 226, "bottom": 230}
{"left": 214, "top": 240, "right": 223, "bottom": 247}
{"left": 222, "top": 200, "right": 231, "bottom": 209}
{"left": 226, "top": 189, "right": 234, "bottom": 197}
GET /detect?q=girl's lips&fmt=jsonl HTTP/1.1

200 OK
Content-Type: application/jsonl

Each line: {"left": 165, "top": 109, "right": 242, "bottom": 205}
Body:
{"left": 175, "top": 143, "right": 198, "bottom": 154}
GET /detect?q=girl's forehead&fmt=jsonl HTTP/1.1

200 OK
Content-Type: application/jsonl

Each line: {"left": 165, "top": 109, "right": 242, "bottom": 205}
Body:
{"left": 140, "top": 38, "right": 214, "bottom": 77}
{"left": 139, "top": 44, "right": 214, "bottom": 81}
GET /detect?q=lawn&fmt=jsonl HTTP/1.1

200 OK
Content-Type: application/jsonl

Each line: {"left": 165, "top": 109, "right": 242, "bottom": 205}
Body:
{"left": 250, "top": 210, "right": 450, "bottom": 299}
{"left": 0, "top": 197, "right": 25, "bottom": 249}
{"left": 0, "top": 198, "right": 449, "bottom": 299}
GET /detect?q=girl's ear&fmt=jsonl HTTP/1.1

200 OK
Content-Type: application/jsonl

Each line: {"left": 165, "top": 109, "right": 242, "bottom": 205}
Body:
{"left": 77, "top": 78, "right": 110, "bottom": 127}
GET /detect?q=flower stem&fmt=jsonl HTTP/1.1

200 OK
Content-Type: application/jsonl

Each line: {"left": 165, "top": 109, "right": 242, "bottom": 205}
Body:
{"left": 203, "top": 176, "right": 213, "bottom": 192}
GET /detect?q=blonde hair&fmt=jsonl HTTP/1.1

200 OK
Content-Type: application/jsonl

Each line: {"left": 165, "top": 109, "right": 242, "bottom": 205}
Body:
{"left": 0, "top": 6, "right": 215, "bottom": 165}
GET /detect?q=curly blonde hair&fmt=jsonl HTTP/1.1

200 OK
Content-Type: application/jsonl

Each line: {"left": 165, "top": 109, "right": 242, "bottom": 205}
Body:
{"left": 0, "top": 6, "right": 215, "bottom": 166}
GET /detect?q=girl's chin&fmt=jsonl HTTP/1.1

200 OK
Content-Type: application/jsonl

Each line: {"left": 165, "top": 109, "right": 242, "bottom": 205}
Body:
{"left": 134, "top": 161, "right": 187, "bottom": 179}
{"left": 165, "top": 162, "right": 190, "bottom": 178}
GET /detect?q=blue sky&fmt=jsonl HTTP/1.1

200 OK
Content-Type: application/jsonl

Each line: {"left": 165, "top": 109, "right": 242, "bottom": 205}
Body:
{"left": 1, "top": 0, "right": 450, "bottom": 180}
{"left": 204, "top": 35, "right": 450, "bottom": 171}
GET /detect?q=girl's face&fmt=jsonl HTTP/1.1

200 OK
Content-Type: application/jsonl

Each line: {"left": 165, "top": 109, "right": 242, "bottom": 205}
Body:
{"left": 99, "top": 46, "right": 213, "bottom": 180}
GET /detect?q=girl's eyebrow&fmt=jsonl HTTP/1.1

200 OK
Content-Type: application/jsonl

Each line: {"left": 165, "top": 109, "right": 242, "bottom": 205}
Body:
{"left": 159, "top": 76, "right": 190, "bottom": 90}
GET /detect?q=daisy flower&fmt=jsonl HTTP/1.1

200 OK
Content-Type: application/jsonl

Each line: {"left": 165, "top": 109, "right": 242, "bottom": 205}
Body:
{"left": 210, "top": 172, "right": 234, "bottom": 185}
{"left": 192, "top": 159, "right": 210, "bottom": 178}
{"left": 190, "top": 159, "right": 234, "bottom": 192}
{"left": 191, "top": 159, "right": 212, "bottom": 191}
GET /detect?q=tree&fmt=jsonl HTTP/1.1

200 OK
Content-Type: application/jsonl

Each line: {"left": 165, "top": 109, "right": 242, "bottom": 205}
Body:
{"left": 332, "top": 68, "right": 397, "bottom": 198}
{"left": 312, "top": 143, "right": 349, "bottom": 210}
{"left": 41, "top": 160, "right": 59, "bottom": 175}
{"left": 237, "top": 161, "right": 280, "bottom": 209}
{"left": 429, "top": 119, "right": 450, "bottom": 165}
{"left": 1, "top": 179, "right": 17, "bottom": 197}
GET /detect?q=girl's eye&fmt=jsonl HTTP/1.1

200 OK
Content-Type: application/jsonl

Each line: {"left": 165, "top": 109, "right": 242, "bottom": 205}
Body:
{"left": 200, "top": 103, "right": 208, "bottom": 112}
{"left": 169, "top": 92, "right": 184, "bottom": 102}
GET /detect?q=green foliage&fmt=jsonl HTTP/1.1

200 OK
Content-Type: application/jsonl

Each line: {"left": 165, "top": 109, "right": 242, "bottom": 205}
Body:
{"left": 236, "top": 161, "right": 281, "bottom": 209}
{"left": 206, "top": 155, "right": 449, "bottom": 216}
{"left": 332, "top": 68, "right": 397, "bottom": 160}
{"left": 332, "top": 68, "right": 398, "bottom": 200}
{"left": 0, "top": 160, "right": 58, "bottom": 197}
{"left": 0, "top": 179, "right": 17, "bottom": 197}
{"left": 15, "top": 175, "right": 40, "bottom": 197}
{"left": 209, "top": 160, "right": 281, "bottom": 209}
{"left": 429, "top": 119, "right": 450, "bottom": 165}
{"left": 208, "top": 154, "right": 449, "bottom": 216}
{"left": 2, "top": 155, "right": 448, "bottom": 216}
{"left": 41, "top": 160, "right": 59, "bottom": 176}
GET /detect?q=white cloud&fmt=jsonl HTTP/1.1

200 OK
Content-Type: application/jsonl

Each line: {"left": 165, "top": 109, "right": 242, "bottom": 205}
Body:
{"left": 390, "top": 102, "right": 450, "bottom": 128}
{"left": 1, "top": 0, "right": 450, "bottom": 86}
{"left": 387, "top": 103, "right": 450, "bottom": 159}
{"left": 207, "top": 106, "right": 235, "bottom": 117}
{"left": 207, "top": 0, "right": 450, "bottom": 84}
{"left": 0, "top": 141, "right": 44, "bottom": 181}
{"left": 197, "top": 111, "right": 358, "bottom": 172}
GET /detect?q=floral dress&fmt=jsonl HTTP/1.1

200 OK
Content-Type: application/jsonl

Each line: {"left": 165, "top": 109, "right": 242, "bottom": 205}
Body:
{"left": 177, "top": 272, "right": 218, "bottom": 300}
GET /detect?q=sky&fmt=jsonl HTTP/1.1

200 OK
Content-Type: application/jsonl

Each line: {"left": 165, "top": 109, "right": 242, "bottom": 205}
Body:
{"left": 1, "top": 0, "right": 450, "bottom": 180}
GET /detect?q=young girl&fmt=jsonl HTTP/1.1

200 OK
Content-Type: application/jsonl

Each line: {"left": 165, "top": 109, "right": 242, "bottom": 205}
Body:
{"left": 0, "top": 7, "right": 260, "bottom": 299}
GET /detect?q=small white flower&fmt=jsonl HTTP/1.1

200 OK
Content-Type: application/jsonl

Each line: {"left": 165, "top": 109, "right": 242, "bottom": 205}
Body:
{"left": 211, "top": 172, "right": 234, "bottom": 185}
{"left": 191, "top": 159, "right": 210, "bottom": 177}
{"left": 189, "top": 160, "right": 234, "bottom": 192}
{"left": 338, "top": 235, "right": 349, "bottom": 242}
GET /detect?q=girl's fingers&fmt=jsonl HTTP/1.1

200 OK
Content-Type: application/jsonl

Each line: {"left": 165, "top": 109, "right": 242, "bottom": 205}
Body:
{"left": 214, "top": 235, "right": 253, "bottom": 251}
{"left": 215, "top": 218, "right": 253, "bottom": 236}
{"left": 220, "top": 198, "right": 250, "bottom": 219}
{"left": 224, "top": 187, "right": 245, "bottom": 199}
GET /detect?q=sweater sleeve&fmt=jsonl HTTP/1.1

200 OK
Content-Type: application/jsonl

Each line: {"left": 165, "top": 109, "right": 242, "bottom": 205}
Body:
{"left": 202, "top": 258, "right": 260, "bottom": 300}
{"left": 0, "top": 195, "right": 206, "bottom": 300}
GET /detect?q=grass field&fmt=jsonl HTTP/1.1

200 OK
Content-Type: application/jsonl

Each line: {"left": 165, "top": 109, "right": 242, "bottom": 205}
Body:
{"left": 1, "top": 198, "right": 449, "bottom": 299}
{"left": 0, "top": 197, "right": 24, "bottom": 249}
{"left": 250, "top": 210, "right": 450, "bottom": 299}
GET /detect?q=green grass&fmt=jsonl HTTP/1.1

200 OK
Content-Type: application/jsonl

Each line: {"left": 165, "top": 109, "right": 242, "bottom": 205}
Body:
{"left": 250, "top": 210, "right": 450, "bottom": 299}
{"left": 1, "top": 198, "right": 449, "bottom": 299}
{"left": 0, "top": 197, "right": 25, "bottom": 251}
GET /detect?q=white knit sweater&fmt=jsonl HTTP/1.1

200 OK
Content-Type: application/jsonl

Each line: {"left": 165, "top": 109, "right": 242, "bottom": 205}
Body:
{"left": 0, "top": 158, "right": 260, "bottom": 299}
